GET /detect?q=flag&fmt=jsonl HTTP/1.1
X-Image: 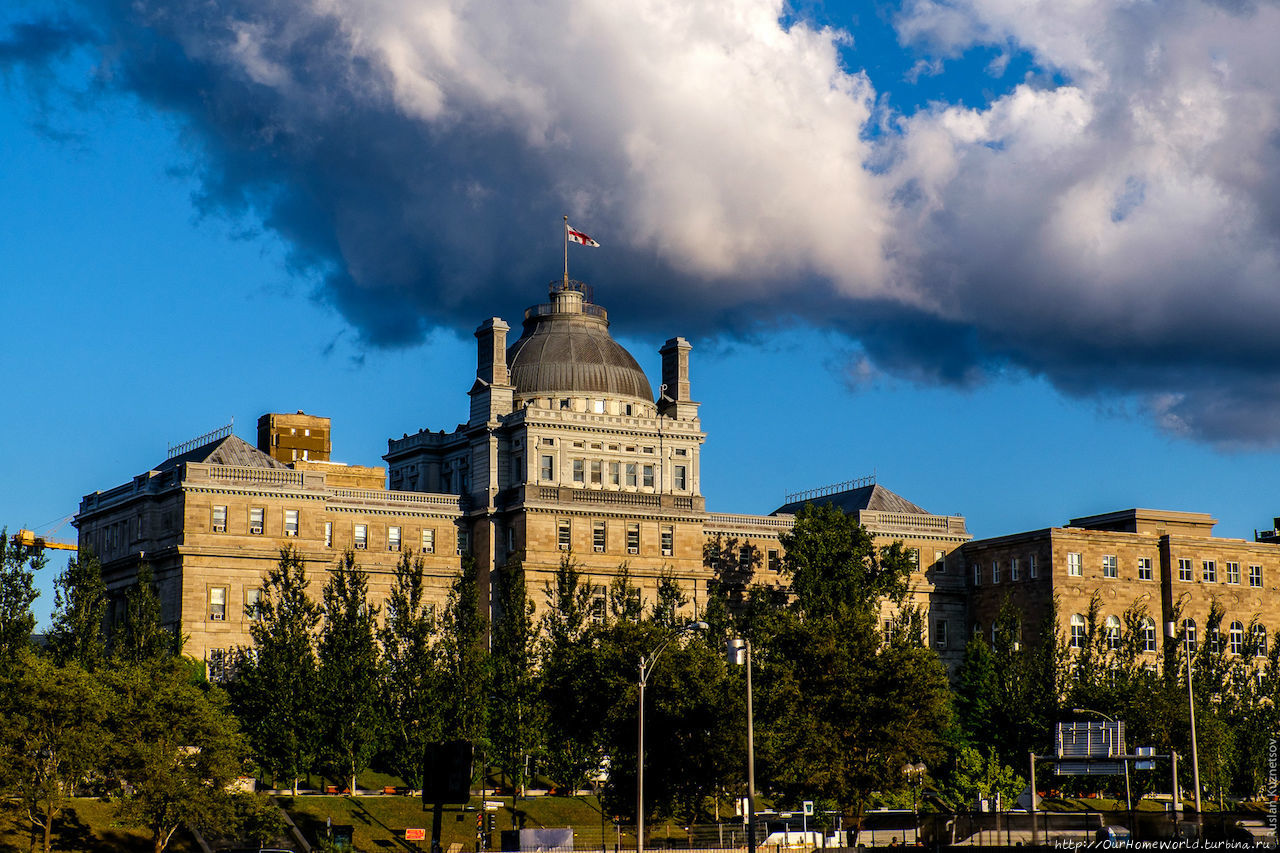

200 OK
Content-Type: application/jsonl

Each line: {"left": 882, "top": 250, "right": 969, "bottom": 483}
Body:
{"left": 566, "top": 223, "right": 600, "bottom": 247}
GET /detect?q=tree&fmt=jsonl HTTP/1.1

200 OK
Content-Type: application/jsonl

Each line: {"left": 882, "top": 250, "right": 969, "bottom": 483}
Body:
{"left": 117, "top": 562, "right": 180, "bottom": 665}
{"left": 651, "top": 567, "right": 688, "bottom": 629}
{"left": 440, "top": 554, "right": 490, "bottom": 759}
{"left": 380, "top": 550, "right": 445, "bottom": 791}
{"left": 608, "top": 563, "right": 644, "bottom": 623}
{"left": 104, "top": 661, "right": 247, "bottom": 853}
{"left": 540, "top": 552, "right": 600, "bottom": 792}
{"left": 489, "top": 559, "right": 541, "bottom": 795}
{"left": 0, "top": 529, "right": 44, "bottom": 663}
{"left": 317, "top": 551, "right": 384, "bottom": 793}
{"left": 780, "top": 503, "right": 911, "bottom": 620}
{"left": 231, "top": 546, "right": 321, "bottom": 794}
{"left": 46, "top": 548, "right": 107, "bottom": 670}
{"left": 0, "top": 652, "right": 108, "bottom": 853}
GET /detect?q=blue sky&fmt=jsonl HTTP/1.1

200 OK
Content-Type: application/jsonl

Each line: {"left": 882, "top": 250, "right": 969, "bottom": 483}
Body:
{"left": 4, "top": 0, "right": 1280, "bottom": 627}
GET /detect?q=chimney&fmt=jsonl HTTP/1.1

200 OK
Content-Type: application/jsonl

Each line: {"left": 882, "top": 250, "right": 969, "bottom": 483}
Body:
{"left": 470, "top": 318, "right": 514, "bottom": 425}
{"left": 658, "top": 337, "right": 698, "bottom": 420}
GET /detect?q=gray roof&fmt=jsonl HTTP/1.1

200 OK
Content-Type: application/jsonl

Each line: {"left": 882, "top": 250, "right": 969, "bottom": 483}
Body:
{"left": 155, "top": 435, "right": 289, "bottom": 472}
{"left": 772, "top": 483, "right": 929, "bottom": 517}
{"left": 507, "top": 306, "right": 653, "bottom": 401}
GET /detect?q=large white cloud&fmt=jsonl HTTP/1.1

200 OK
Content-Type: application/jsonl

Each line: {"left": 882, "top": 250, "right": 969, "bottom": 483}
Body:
{"left": 8, "top": 0, "right": 1280, "bottom": 441}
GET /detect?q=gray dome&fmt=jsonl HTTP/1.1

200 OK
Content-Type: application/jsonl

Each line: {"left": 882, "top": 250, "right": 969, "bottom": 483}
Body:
{"left": 507, "top": 286, "right": 653, "bottom": 402}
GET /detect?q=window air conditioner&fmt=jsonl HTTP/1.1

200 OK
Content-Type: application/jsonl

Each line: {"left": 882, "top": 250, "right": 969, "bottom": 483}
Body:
{"left": 594, "top": 546, "right": 605, "bottom": 553}
{"left": 212, "top": 525, "right": 226, "bottom": 533}
{"left": 249, "top": 525, "right": 263, "bottom": 535}
{"left": 422, "top": 546, "right": 434, "bottom": 554}
{"left": 284, "top": 530, "right": 297, "bottom": 537}
{"left": 210, "top": 612, "right": 224, "bottom": 621}
{"left": 355, "top": 543, "right": 367, "bottom": 550}
{"left": 662, "top": 548, "right": 673, "bottom": 557}
{"left": 389, "top": 544, "right": 401, "bottom": 552}
{"left": 628, "top": 547, "right": 639, "bottom": 554}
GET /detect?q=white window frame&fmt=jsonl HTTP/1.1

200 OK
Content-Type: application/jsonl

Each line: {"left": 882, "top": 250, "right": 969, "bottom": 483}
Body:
{"left": 642, "top": 464, "right": 655, "bottom": 488}
{"left": 558, "top": 520, "right": 572, "bottom": 551}
{"left": 626, "top": 524, "right": 640, "bottom": 555}
{"left": 1202, "top": 560, "right": 1216, "bottom": 583}
{"left": 1070, "top": 614, "right": 1086, "bottom": 649}
{"left": 992, "top": 561, "right": 1000, "bottom": 584}
{"left": 212, "top": 505, "right": 227, "bottom": 533}
{"left": 284, "top": 509, "right": 299, "bottom": 537}
{"left": 422, "top": 528, "right": 435, "bottom": 554}
{"left": 1068, "top": 552, "right": 1082, "bottom": 577}
{"left": 246, "top": 588, "right": 263, "bottom": 621}
{"left": 541, "top": 454, "right": 555, "bottom": 482}
{"left": 1102, "top": 554, "right": 1118, "bottom": 579}
{"left": 625, "top": 463, "right": 637, "bottom": 487}
{"left": 1179, "top": 558, "right": 1193, "bottom": 582}
{"left": 1029, "top": 554, "right": 1037, "bottom": 579}
{"left": 661, "top": 526, "right": 674, "bottom": 557}
{"left": 209, "top": 586, "right": 228, "bottom": 622}
{"left": 1105, "top": 615, "right": 1121, "bottom": 649}
{"left": 1229, "top": 621, "right": 1244, "bottom": 654}
{"left": 1010, "top": 557, "right": 1020, "bottom": 582}
{"left": 593, "top": 523, "right": 606, "bottom": 553}
{"left": 388, "top": 526, "right": 401, "bottom": 552}
{"left": 325, "top": 521, "right": 333, "bottom": 548}
{"left": 1250, "top": 564, "right": 1263, "bottom": 587}
{"left": 249, "top": 507, "right": 265, "bottom": 535}
{"left": 1226, "top": 561, "right": 1240, "bottom": 585}
{"left": 673, "top": 465, "right": 687, "bottom": 491}
{"left": 572, "top": 459, "right": 585, "bottom": 484}
{"left": 354, "top": 523, "right": 368, "bottom": 550}
{"left": 1142, "top": 618, "right": 1157, "bottom": 653}
{"left": 1138, "top": 557, "right": 1152, "bottom": 581}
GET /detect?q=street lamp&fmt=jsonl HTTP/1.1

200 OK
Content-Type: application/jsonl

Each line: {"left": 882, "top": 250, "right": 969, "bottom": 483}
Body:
{"left": 901, "top": 762, "right": 926, "bottom": 842}
{"left": 1166, "top": 619, "right": 1203, "bottom": 818}
{"left": 638, "top": 620, "right": 708, "bottom": 853}
{"left": 1071, "top": 708, "right": 1131, "bottom": 811}
{"left": 728, "top": 638, "right": 757, "bottom": 853}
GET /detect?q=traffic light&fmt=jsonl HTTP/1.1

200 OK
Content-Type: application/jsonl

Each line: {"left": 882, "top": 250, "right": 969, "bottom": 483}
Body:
{"left": 476, "top": 813, "right": 484, "bottom": 831}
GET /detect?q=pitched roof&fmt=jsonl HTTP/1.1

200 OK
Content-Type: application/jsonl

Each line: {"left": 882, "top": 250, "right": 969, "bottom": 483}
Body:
{"left": 772, "top": 483, "right": 929, "bottom": 517}
{"left": 154, "top": 435, "right": 289, "bottom": 472}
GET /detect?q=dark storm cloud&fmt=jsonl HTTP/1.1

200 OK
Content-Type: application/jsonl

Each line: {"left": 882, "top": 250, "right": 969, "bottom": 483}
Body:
{"left": 6, "top": 0, "right": 1280, "bottom": 444}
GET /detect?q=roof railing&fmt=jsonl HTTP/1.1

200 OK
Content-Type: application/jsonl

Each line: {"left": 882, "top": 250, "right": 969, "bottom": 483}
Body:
{"left": 784, "top": 472, "right": 876, "bottom": 505}
{"left": 167, "top": 420, "right": 234, "bottom": 459}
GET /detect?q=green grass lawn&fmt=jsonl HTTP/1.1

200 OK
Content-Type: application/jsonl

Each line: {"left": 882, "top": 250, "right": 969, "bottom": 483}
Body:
{"left": 0, "top": 798, "right": 200, "bottom": 853}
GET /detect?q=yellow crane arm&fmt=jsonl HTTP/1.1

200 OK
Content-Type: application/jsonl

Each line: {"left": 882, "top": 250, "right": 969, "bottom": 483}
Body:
{"left": 11, "top": 529, "right": 78, "bottom": 551}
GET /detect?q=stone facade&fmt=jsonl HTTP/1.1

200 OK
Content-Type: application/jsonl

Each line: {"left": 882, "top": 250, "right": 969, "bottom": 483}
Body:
{"left": 75, "top": 282, "right": 975, "bottom": 677}
{"left": 962, "top": 508, "right": 1280, "bottom": 667}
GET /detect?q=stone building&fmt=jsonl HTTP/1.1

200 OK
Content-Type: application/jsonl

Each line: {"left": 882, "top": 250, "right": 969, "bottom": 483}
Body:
{"left": 74, "top": 280, "right": 972, "bottom": 675}
{"left": 962, "top": 508, "right": 1280, "bottom": 666}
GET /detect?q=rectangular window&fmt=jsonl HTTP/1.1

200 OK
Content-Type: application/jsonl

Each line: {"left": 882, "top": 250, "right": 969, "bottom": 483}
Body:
{"left": 207, "top": 649, "right": 229, "bottom": 683}
{"left": 506, "top": 526, "right": 515, "bottom": 554}
{"left": 245, "top": 588, "right": 262, "bottom": 621}
{"left": 908, "top": 549, "right": 920, "bottom": 571}
{"left": 572, "top": 459, "right": 585, "bottom": 484}
{"left": 1203, "top": 560, "right": 1216, "bottom": 583}
{"left": 284, "top": 509, "right": 299, "bottom": 537}
{"left": 457, "top": 529, "right": 470, "bottom": 556}
{"left": 541, "top": 455, "right": 554, "bottom": 481}
{"left": 1068, "top": 552, "right": 1082, "bottom": 577}
{"left": 212, "top": 505, "right": 227, "bottom": 533}
{"left": 209, "top": 587, "right": 227, "bottom": 621}
{"left": 422, "top": 528, "right": 435, "bottom": 553}
{"left": 739, "top": 545, "right": 752, "bottom": 569}
{"left": 593, "top": 523, "right": 606, "bottom": 553}
{"left": 249, "top": 507, "right": 264, "bottom": 535}
{"left": 388, "top": 526, "right": 401, "bottom": 552}
{"left": 992, "top": 561, "right": 1000, "bottom": 584}
{"left": 1138, "top": 557, "right": 1152, "bottom": 581}
{"left": 661, "top": 526, "right": 674, "bottom": 556}
{"left": 1029, "top": 554, "right": 1038, "bottom": 579}
{"left": 558, "top": 520, "right": 571, "bottom": 551}
{"left": 512, "top": 455, "right": 523, "bottom": 484}
{"left": 972, "top": 564, "right": 981, "bottom": 586}
{"left": 767, "top": 549, "right": 781, "bottom": 573}
{"left": 625, "top": 463, "right": 638, "bottom": 487}
{"left": 1010, "top": 557, "right": 1020, "bottom": 582}
{"left": 590, "top": 585, "right": 607, "bottom": 623}
{"left": 609, "top": 461, "right": 620, "bottom": 485}
{"left": 1179, "top": 557, "right": 1193, "bottom": 581}
{"left": 934, "top": 620, "right": 948, "bottom": 648}
{"left": 935, "top": 550, "right": 946, "bottom": 573}
{"left": 673, "top": 465, "right": 687, "bottom": 490}
{"left": 1250, "top": 564, "right": 1263, "bottom": 587}
{"left": 354, "top": 524, "right": 368, "bottom": 550}
{"left": 1226, "top": 561, "right": 1240, "bottom": 584}
{"left": 325, "top": 521, "right": 333, "bottom": 548}
{"left": 1102, "top": 554, "right": 1118, "bottom": 578}
{"left": 627, "top": 524, "right": 640, "bottom": 554}
{"left": 590, "top": 460, "right": 602, "bottom": 485}
{"left": 642, "top": 465, "right": 655, "bottom": 488}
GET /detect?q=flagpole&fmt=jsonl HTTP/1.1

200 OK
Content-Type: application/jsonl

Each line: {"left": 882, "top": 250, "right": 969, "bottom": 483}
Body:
{"left": 563, "top": 215, "right": 569, "bottom": 289}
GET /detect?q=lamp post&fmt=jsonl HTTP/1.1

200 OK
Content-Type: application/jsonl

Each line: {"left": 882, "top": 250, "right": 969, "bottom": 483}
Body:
{"left": 638, "top": 620, "right": 708, "bottom": 853}
{"left": 1166, "top": 620, "right": 1202, "bottom": 818}
{"left": 1071, "top": 708, "right": 1131, "bottom": 812}
{"left": 901, "top": 762, "right": 926, "bottom": 844}
{"left": 728, "top": 638, "right": 757, "bottom": 853}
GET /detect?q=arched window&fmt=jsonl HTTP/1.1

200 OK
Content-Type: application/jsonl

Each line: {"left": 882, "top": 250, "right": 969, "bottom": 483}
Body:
{"left": 1254, "top": 624, "right": 1268, "bottom": 656}
{"left": 1230, "top": 621, "right": 1244, "bottom": 655}
{"left": 1142, "top": 618, "right": 1157, "bottom": 653}
{"left": 1105, "top": 615, "right": 1122, "bottom": 650}
{"left": 1070, "top": 614, "right": 1087, "bottom": 649}
{"left": 1184, "top": 618, "right": 1197, "bottom": 653}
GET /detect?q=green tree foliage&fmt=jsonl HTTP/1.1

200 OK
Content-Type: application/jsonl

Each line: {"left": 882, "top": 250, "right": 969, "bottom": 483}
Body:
{"left": 379, "top": 550, "right": 444, "bottom": 791}
{"left": 440, "top": 554, "right": 490, "bottom": 751}
{"left": 47, "top": 548, "right": 107, "bottom": 670}
{"left": 489, "top": 559, "right": 541, "bottom": 795}
{"left": 231, "top": 546, "right": 321, "bottom": 794}
{"left": 936, "top": 746, "right": 1026, "bottom": 811}
{"left": 703, "top": 535, "right": 761, "bottom": 618}
{"left": 608, "top": 563, "right": 643, "bottom": 623}
{"left": 539, "top": 552, "right": 601, "bottom": 792}
{"left": 780, "top": 504, "right": 911, "bottom": 619}
{"left": 651, "top": 567, "right": 688, "bottom": 629}
{"left": 117, "top": 562, "right": 180, "bottom": 665}
{"left": 103, "top": 661, "right": 247, "bottom": 853}
{"left": 317, "top": 551, "right": 384, "bottom": 793}
{"left": 0, "top": 652, "right": 108, "bottom": 853}
{"left": 0, "top": 529, "right": 44, "bottom": 662}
